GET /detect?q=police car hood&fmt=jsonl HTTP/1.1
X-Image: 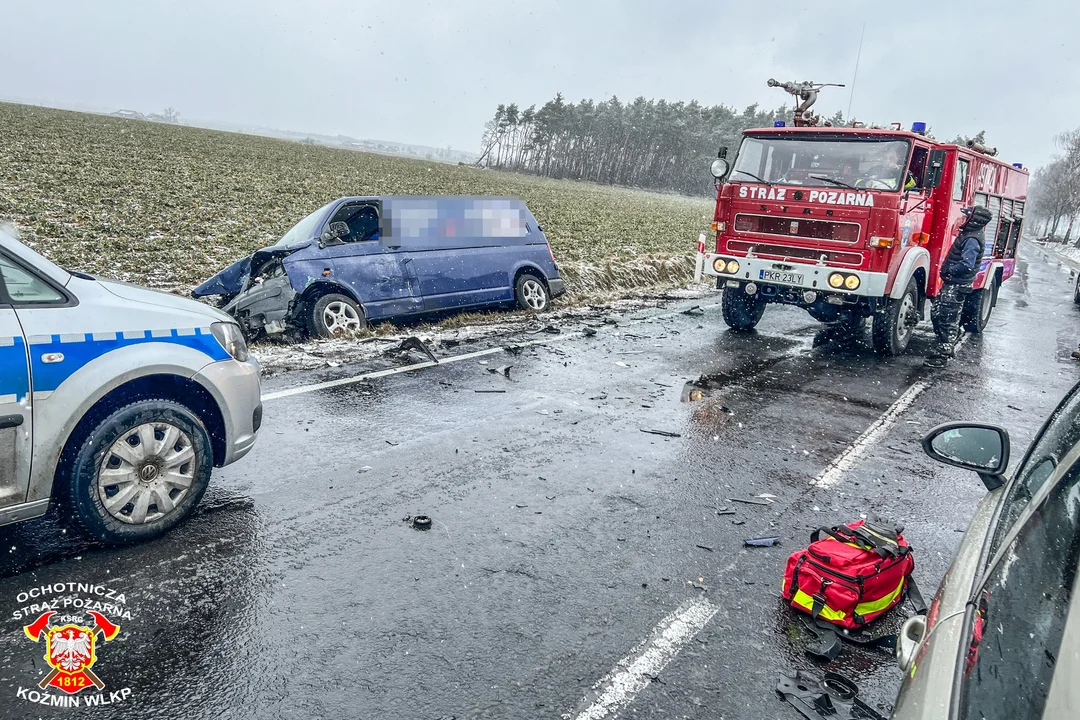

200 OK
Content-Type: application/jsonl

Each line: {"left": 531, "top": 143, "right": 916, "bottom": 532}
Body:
{"left": 96, "top": 278, "right": 233, "bottom": 323}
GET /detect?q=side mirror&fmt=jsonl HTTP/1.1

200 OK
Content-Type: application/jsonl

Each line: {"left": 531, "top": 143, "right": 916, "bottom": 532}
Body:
{"left": 926, "top": 149, "right": 947, "bottom": 189}
{"left": 711, "top": 158, "right": 730, "bottom": 179}
{"left": 922, "top": 422, "right": 1010, "bottom": 491}
{"left": 717, "top": 146, "right": 728, "bottom": 159}
{"left": 319, "top": 221, "right": 350, "bottom": 247}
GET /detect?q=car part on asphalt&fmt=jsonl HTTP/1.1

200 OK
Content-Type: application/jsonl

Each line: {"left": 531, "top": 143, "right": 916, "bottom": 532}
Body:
{"left": 745, "top": 536, "right": 781, "bottom": 547}
{"left": 640, "top": 429, "right": 681, "bottom": 438}
{"left": 411, "top": 515, "right": 432, "bottom": 530}
{"left": 776, "top": 670, "right": 888, "bottom": 720}
{"left": 730, "top": 497, "right": 771, "bottom": 506}
{"left": 394, "top": 336, "right": 439, "bottom": 364}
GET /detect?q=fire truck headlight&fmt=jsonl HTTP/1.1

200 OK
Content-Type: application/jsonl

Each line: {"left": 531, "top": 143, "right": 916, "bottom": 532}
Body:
{"left": 711, "top": 158, "right": 730, "bottom": 178}
{"left": 828, "top": 273, "right": 846, "bottom": 288}
{"left": 844, "top": 274, "right": 861, "bottom": 290}
{"left": 713, "top": 258, "right": 727, "bottom": 273}
{"left": 726, "top": 260, "right": 740, "bottom": 274}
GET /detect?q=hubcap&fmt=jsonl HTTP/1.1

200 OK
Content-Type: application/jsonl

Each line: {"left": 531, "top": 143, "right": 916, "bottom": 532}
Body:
{"left": 98, "top": 422, "right": 195, "bottom": 525}
{"left": 521, "top": 280, "right": 547, "bottom": 310}
{"left": 323, "top": 301, "right": 362, "bottom": 335}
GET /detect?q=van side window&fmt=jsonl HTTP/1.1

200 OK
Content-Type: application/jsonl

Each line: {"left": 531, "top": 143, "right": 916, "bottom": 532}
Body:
{"left": 953, "top": 158, "right": 970, "bottom": 202}
{"left": 0, "top": 255, "right": 65, "bottom": 305}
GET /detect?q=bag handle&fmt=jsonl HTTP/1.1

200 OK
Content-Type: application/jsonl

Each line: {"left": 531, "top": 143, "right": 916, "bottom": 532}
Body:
{"left": 811, "top": 526, "right": 876, "bottom": 552}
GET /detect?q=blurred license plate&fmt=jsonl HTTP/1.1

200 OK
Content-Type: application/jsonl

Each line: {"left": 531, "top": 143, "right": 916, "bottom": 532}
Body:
{"left": 760, "top": 270, "right": 804, "bottom": 284}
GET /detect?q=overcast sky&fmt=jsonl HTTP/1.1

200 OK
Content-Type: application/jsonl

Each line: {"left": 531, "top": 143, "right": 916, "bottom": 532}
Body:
{"left": 1, "top": 0, "right": 1075, "bottom": 168}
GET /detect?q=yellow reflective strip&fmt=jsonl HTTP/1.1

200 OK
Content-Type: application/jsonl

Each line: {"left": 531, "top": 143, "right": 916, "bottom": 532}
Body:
{"left": 791, "top": 589, "right": 848, "bottom": 622}
{"left": 854, "top": 577, "right": 906, "bottom": 616}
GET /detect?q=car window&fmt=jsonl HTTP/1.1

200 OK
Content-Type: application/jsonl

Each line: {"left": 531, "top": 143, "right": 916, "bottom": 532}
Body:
{"left": 989, "top": 386, "right": 1080, "bottom": 555}
{"left": 330, "top": 204, "right": 380, "bottom": 242}
{"left": 959, "top": 446, "right": 1080, "bottom": 720}
{"left": 0, "top": 254, "right": 65, "bottom": 304}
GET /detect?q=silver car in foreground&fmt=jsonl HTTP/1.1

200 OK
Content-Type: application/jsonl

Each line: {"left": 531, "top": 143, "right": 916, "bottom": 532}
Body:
{"left": 892, "top": 382, "right": 1080, "bottom": 719}
{"left": 1, "top": 227, "right": 261, "bottom": 544}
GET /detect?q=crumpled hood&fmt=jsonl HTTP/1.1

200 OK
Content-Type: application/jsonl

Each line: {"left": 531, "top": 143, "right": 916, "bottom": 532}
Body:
{"left": 193, "top": 256, "right": 251, "bottom": 298}
{"left": 192, "top": 242, "right": 312, "bottom": 299}
{"left": 96, "top": 278, "right": 233, "bottom": 323}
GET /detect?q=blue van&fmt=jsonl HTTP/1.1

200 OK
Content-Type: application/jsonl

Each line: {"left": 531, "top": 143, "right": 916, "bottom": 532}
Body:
{"left": 193, "top": 196, "right": 565, "bottom": 338}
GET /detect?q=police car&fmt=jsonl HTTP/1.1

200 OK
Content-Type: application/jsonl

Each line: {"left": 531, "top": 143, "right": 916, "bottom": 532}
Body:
{"left": 0, "top": 226, "right": 261, "bottom": 544}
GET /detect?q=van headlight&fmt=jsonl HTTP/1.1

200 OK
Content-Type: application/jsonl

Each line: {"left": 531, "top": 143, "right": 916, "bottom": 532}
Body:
{"left": 211, "top": 322, "right": 250, "bottom": 362}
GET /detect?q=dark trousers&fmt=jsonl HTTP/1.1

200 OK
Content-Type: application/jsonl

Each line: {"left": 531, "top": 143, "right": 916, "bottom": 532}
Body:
{"left": 930, "top": 282, "right": 971, "bottom": 356}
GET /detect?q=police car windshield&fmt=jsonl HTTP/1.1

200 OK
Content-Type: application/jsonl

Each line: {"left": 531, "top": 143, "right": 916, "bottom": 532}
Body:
{"left": 273, "top": 203, "right": 333, "bottom": 247}
{"left": 732, "top": 136, "right": 911, "bottom": 192}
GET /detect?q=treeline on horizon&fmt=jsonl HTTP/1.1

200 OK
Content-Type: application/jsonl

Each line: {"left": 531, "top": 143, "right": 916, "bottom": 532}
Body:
{"left": 477, "top": 93, "right": 845, "bottom": 197}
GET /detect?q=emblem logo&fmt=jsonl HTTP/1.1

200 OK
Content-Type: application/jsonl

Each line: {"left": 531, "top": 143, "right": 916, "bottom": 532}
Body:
{"left": 24, "top": 611, "right": 120, "bottom": 695}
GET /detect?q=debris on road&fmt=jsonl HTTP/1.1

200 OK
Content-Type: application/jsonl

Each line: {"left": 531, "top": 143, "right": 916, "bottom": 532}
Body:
{"left": 640, "top": 429, "right": 681, "bottom": 438}
{"left": 411, "top": 515, "right": 433, "bottom": 531}
{"left": 582, "top": 327, "right": 598, "bottom": 337}
{"left": 392, "top": 336, "right": 439, "bottom": 364}
{"left": 681, "top": 305, "right": 704, "bottom": 315}
{"left": 615, "top": 361, "right": 630, "bottom": 368}
{"left": 776, "top": 670, "right": 888, "bottom": 720}
{"left": 696, "top": 544, "right": 714, "bottom": 552}
{"left": 715, "top": 509, "right": 736, "bottom": 516}
{"left": 744, "top": 536, "right": 781, "bottom": 547}
{"left": 487, "top": 364, "right": 513, "bottom": 378}
{"left": 729, "top": 497, "right": 771, "bottom": 506}
{"left": 358, "top": 466, "right": 373, "bottom": 474}
{"left": 474, "top": 389, "right": 507, "bottom": 393}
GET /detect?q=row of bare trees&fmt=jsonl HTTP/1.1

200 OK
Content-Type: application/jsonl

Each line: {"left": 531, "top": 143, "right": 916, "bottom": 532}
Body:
{"left": 1029, "top": 129, "right": 1080, "bottom": 244}
{"left": 478, "top": 95, "right": 828, "bottom": 196}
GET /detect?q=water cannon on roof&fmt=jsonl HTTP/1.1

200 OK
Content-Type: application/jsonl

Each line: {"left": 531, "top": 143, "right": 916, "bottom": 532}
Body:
{"left": 767, "top": 78, "right": 845, "bottom": 127}
{"left": 967, "top": 140, "right": 999, "bottom": 157}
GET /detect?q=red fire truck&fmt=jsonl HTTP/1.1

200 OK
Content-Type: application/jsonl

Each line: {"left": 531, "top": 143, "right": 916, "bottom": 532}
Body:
{"left": 703, "top": 82, "right": 1029, "bottom": 354}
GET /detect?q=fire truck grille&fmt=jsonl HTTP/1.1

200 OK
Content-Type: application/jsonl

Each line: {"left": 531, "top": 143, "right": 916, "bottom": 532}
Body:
{"left": 733, "top": 213, "right": 861, "bottom": 244}
{"left": 724, "top": 240, "right": 864, "bottom": 267}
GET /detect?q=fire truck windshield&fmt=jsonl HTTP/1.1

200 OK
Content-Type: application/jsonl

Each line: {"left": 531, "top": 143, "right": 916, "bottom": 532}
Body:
{"left": 731, "top": 136, "right": 912, "bottom": 192}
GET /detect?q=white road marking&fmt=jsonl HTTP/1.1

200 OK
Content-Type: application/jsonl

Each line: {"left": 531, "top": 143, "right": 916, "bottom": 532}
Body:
{"left": 811, "top": 379, "right": 929, "bottom": 488}
{"left": 261, "top": 302, "right": 722, "bottom": 402}
{"left": 563, "top": 598, "right": 720, "bottom": 720}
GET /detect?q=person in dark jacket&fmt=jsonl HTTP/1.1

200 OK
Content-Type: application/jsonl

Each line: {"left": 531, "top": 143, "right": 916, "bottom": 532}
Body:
{"left": 927, "top": 206, "right": 994, "bottom": 367}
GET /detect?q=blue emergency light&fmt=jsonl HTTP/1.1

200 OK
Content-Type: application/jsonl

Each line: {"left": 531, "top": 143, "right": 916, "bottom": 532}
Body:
{"left": 774, "top": 121, "right": 786, "bottom": 127}
{"left": 1013, "top": 163, "right": 1023, "bottom": 169}
{"left": 911, "top": 122, "right": 927, "bottom": 134}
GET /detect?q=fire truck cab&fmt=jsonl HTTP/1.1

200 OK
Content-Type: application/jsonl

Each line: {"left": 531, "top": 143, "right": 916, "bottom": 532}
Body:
{"left": 704, "top": 124, "right": 1029, "bottom": 354}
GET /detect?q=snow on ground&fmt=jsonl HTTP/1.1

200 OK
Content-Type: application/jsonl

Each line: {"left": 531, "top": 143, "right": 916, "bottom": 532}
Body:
{"left": 251, "top": 283, "right": 717, "bottom": 376}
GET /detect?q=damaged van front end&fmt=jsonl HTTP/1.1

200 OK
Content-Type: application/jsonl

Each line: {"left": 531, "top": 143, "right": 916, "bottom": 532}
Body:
{"left": 193, "top": 243, "right": 314, "bottom": 339}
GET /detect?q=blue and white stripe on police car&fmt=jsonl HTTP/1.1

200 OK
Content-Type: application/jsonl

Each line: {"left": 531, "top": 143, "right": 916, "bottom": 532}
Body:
{"left": 2, "top": 327, "right": 230, "bottom": 397}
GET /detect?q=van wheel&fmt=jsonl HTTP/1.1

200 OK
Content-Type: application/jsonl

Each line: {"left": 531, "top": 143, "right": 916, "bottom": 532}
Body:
{"left": 872, "top": 278, "right": 919, "bottom": 355}
{"left": 721, "top": 285, "right": 766, "bottom": 330}
{"left": 64, "top": 400, "right": 212, "bottom": 545}
{"left": 311, "top": 293, "right": 366, "bottom": 337}
{"left": 962, "top": 281, "right": 996, "bottom": 334}
{"left": 515, "top": 274, "right": 550, "bottom": 312}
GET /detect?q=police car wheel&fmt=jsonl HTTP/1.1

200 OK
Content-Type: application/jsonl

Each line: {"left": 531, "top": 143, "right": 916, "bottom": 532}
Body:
{"left": 515, "top": 274, "right": 549, "bottom": 312}
{"left": 311, "top": 294, "right": 367, "bottom": 338}
{"left": 65, "top": 400, "right": 213, "bottom": 544}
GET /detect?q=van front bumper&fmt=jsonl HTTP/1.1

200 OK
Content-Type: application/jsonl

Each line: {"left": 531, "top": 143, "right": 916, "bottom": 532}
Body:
{"left": 548, "top": 278, "right": 566, "bottom": 298}
{"left": 703, "top": 254, "right": 889, "bottom": 298}
{"left": 195, "top": 357, "right": 262, "bottom": 466}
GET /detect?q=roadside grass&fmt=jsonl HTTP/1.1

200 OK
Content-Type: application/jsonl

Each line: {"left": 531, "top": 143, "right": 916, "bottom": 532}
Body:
{"left": 0, "top": 102, "right": 713, "bottom": 299}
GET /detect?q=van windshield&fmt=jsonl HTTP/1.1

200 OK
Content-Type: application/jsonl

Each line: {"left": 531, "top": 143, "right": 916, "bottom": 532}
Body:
{"left": 732, "top": 136, "right": 912, "bottom": 191}
{"left": 273, "top": 203, "right": 333, "bottom": 247}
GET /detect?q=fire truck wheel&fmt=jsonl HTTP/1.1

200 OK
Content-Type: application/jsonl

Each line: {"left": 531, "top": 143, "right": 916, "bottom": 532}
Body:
{"left": 962, "top": 281, "right": 997, "bottom": 334}
{"left": 872, "top": 279, "right": 918, "bottom": 355}
{"left": 722, "top": 285, "right": 766, "bottom": 330}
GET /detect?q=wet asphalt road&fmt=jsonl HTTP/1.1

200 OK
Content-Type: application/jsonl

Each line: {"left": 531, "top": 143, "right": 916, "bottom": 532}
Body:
{"left": 2, "top": 245, "right": 1079, "bottom": 719}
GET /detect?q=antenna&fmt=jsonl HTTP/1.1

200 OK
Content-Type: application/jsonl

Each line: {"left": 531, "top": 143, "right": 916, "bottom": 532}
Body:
{"left": 847, "top": 23, "right": 866, "bottom": 122}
